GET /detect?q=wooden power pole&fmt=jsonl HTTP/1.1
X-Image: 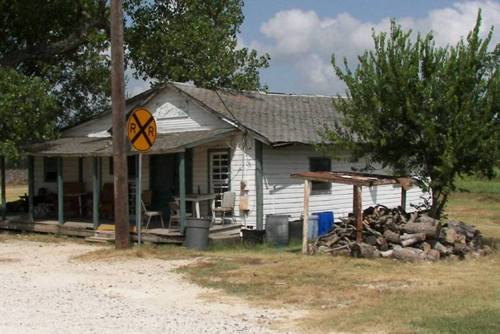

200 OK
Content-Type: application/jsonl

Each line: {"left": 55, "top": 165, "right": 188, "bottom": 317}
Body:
{"left": 111, "top": 0, "right": 130, "bottom": 249}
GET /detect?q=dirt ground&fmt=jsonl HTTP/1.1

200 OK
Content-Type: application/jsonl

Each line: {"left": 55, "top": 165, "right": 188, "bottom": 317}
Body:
{"left": 0, "top": 239, "right": 300, "bottom": 334}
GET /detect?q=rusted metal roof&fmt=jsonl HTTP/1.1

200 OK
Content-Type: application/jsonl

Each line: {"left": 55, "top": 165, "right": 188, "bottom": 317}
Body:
{"left": 27, "top": 129, "right": 236, "bottom": 157}
{"left": 291, "top": 171, "right": 414, "bottom": 189}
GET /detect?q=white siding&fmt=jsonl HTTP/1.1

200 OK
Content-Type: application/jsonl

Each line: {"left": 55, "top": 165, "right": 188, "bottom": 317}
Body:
{"left": 191, "top": 133, "right": 256, "bottom": 225}
{"left": 146, "top": 86, "right": 230, "bottom": 134}
{"left": 261, "top": 144, "right": 428, "bottom": 224}
{"left": 34, "top": 157, "right": 80, "bottom": 193}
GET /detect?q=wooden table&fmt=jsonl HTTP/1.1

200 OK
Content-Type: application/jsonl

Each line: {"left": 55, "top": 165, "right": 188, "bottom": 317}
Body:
{"left": 174, "top": 193, "right": 216, "bottom": 219}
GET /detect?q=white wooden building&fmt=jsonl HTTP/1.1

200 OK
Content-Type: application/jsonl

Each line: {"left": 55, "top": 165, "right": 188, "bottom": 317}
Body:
{"left": 25, "top": 82, "right": 426, "bottom": 229}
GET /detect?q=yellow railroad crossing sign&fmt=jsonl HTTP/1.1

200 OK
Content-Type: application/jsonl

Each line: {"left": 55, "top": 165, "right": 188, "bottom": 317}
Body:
{"left": 127, "top": 108, "right": 157, "bottom": 152}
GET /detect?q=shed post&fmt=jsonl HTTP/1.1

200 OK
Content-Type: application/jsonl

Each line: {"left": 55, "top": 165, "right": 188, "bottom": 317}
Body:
{"left": 28, "top": 156, "right": 34, "bottom": 222}
{"left": 57, "top": 157, "right": 64, "bottom": 225}
{"left": 401, "top": 187, "right": 407, "bottom": 211}
{"left": 179, "top": 151, "right": 186, "bottom": 231}
{"left": 302, "top": 179, "right": 311, "bottom": 254}
{"left": 353, "top": 185, "right": 363, "bottom": 243}
{"left": 1, "top": 156, "right": 6, "bottom": 221}
{"left": 92, "top": 157, "right": 100, "bottom": 229}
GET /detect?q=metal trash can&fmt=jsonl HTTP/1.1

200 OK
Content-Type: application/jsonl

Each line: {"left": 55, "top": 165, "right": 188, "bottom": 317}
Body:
{"left": 265, "top": 214, "right": 289, "bottom": 246}
{"left": 184, "top": 219, "right": 211, "bottom": 250}
{"left": 308, "top": 215, "right": 319, "bottom": 241}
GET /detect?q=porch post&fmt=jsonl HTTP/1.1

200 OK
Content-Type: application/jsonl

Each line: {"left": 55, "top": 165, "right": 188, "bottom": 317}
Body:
{"left": 1, "top": 156, "right": 6, "bottom": 220}
{"left": 57, "top": 157, "right": 64, "bottom": 225}
{"left": 353, "top": 185, "right": 363, "bottom": 243}
{"left": 179, "top": 151, "right": 186, "bottom": 230}
{"left": 28, "top": 156, "right": 34, "bottom": 222}
{"left": 135, "top": 154, "right": 142, "bottom": 244}
{"left": 255, "top": 139, "right": 264, "bottom": 230}
{"left": 92, "top": 157, "right": 100, "bottom": 229}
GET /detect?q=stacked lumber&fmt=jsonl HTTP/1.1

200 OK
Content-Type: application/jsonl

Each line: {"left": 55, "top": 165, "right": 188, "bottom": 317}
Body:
{"left": 310, "top": 205, "right": 491, "bottom": 261}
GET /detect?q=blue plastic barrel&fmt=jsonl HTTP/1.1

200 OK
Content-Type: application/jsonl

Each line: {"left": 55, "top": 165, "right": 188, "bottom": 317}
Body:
{"left": 315, "top": 211, "right": 334, "bottom": 236}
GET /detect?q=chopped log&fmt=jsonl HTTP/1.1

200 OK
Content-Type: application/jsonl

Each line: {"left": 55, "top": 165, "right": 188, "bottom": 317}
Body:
{"left": 402, "top": 221, "right": 440, "bottom": 238}
{"left": 400, "top": 232, "right": 427, "bottom": 241}
{"left": 364, "top": 235, "right": 378, "bottom": 246}
{"left": 376, "top": 236, "right": 389, "bottom": 251}
{"left": 421, "top": 242, "right": 432, "bottom": 252}
{"left": 380, "top": 249, "right": 394, "bottom": 258}
{"left": 407, "top": 212, "right": 418, "bottom": 224}
{"left": 424, "top": 249, "right": 441, "bottom": 261}
{"left": 433, "top": 241, "right": 451, "bottom": 255}
{"left": 443, "top": 227, "right": 458, "bottom": 244}
{"left": 391, "top": 246, "right": 426, "bottom": 261}
{"left": 401, "top": 233, "right": 426, "bottom": 247}
{"left": 447, "top": 220, "right": 477, "bottom": 239}
{"left": 383, "top": 230, "right": 401, "bottom": 244}
{"left": 351, "top": 243, "right": 380, "bottom": 258}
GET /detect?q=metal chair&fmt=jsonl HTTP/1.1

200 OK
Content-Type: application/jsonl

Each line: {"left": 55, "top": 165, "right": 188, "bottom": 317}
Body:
{"left": 141, "top": 191, "right": 165, "bottom": 229}
{"left": 168, "top": 201, "right": 193, "bottom": 228}
{"left": 212, "top": 191, "right": 236, "bottom": 225}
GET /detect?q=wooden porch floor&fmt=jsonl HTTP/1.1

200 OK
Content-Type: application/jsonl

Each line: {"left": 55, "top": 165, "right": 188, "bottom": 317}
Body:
{"left": 0, "top": 215, "right": 242, "bottom": 245}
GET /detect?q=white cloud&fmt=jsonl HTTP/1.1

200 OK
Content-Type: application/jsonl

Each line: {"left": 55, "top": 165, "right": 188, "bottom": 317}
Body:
{"left": 254, "top": 0, "right": 500, "bottom": 95}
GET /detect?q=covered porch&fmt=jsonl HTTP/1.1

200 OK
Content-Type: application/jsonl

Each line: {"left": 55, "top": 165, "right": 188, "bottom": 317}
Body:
{"left": 0, "top": 129, "right": 242, "bottom": 242}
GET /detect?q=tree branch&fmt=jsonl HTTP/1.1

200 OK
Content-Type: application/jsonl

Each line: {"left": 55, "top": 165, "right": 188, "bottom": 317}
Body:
{"left": 0, "top": 0, "right": 108, "bottom": 68}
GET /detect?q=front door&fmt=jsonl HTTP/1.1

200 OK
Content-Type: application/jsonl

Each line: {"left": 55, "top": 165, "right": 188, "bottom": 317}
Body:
{"left": 150, "top": 154, "right": 178, "bottom": 221}
{"left": 149, "top": 151, "right": 193, "bottom": 222}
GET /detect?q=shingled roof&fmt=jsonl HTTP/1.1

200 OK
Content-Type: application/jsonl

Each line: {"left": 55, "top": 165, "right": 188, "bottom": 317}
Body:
{"left": 171, "top": 83, "right": 340, "bottom": 145}
{"left": 28, "top": 129, "right": 235, "bottom": 156}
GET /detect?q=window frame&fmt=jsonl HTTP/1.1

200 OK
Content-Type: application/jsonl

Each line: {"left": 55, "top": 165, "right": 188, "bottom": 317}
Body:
{"left": 309, "top": 157, "right": 332, "bottom": 193}
{"left": 207, "top": 149, "right": 231, "bottom": 207}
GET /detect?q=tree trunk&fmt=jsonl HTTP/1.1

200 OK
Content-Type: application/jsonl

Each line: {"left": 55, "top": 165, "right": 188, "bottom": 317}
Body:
{"left": 430, "top": 188, "right": 449, "bottom": 219}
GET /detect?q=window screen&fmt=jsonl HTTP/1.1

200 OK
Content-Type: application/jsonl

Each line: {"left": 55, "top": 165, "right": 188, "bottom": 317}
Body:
{"left": 209, "top": 151, "right": 230, "bottom": 207}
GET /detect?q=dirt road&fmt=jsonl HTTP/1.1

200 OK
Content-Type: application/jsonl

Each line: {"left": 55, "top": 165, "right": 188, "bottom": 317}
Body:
{"left": 0, "top": 239, "right": 296, "bottom": 334}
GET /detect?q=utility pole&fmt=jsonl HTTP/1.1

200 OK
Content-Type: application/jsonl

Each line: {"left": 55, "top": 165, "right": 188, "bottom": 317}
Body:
{"left": 111, "top": 0, "right": 130, "bottom": 249}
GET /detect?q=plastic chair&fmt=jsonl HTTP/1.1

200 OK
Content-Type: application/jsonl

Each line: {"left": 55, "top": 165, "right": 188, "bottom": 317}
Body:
{"left": 212, "top": 191, "right": 236, "bottom": 225}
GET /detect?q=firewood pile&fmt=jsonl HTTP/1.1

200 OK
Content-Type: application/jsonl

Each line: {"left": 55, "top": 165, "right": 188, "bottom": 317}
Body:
{"left": 310, "top": 205, "right": 491, "bottom": 261}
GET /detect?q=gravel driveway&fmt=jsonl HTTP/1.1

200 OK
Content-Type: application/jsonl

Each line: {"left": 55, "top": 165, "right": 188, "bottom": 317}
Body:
{"left": 0, "top": 239, "right": 297, "bottom": 334}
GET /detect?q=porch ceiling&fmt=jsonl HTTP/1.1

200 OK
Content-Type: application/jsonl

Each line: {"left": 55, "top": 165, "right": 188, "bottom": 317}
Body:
{"left": 27, "top": 128, "right": 237, "bottom": 157}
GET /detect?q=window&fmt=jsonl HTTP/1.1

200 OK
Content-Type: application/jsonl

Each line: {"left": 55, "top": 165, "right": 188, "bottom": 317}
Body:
{"left": 209, "top": 150, "right": 230, "bottom": 207}
{"left": 44, "top": 157, "right": 57, "bottom": 182}
{"left": 309, "top": 157, "right": 331, "bottom": 192}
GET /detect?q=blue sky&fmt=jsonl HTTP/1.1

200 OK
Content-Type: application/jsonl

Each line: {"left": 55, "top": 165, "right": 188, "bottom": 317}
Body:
{"left": 127, "top": 0, "right": 500, "bottom": 96}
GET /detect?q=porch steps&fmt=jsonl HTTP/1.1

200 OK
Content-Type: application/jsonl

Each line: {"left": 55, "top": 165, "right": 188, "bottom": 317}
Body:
{"left": 85, "top": 231, "right": 115, "bottom": 244}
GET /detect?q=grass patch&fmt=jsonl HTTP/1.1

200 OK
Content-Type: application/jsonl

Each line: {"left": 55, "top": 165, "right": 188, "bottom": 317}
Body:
{"left": 5, "top": 184, "right": 27, "bottom": 202}
{"left": 6, "top": 175, "right": 500, "bottom": 333}
{"left": 178, "top": 174, "right": 500, "bottom": 333}
{"left": 73, "top": 243, "right": 203, "bottom": 262}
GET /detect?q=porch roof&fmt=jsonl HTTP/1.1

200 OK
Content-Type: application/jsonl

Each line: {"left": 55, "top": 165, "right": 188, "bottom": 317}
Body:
{"left": 26, "top": 128, "right": 236, "bottom": 157}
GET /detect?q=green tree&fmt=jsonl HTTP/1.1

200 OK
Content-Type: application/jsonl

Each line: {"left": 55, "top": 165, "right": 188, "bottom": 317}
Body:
{"left": 0, "top": 0, "right": 269, "bottom": 159}
{"left": 0, "top": 0, "right": 110, "bottom": 158}
{"left": 0, "top": 69, "right": 59, "bottom": 160}
{"left": 125, "top": 0, "right": 270, "bottom": 90}
{"left": 325, "top": 12, "right": 499, "bottom": 218}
